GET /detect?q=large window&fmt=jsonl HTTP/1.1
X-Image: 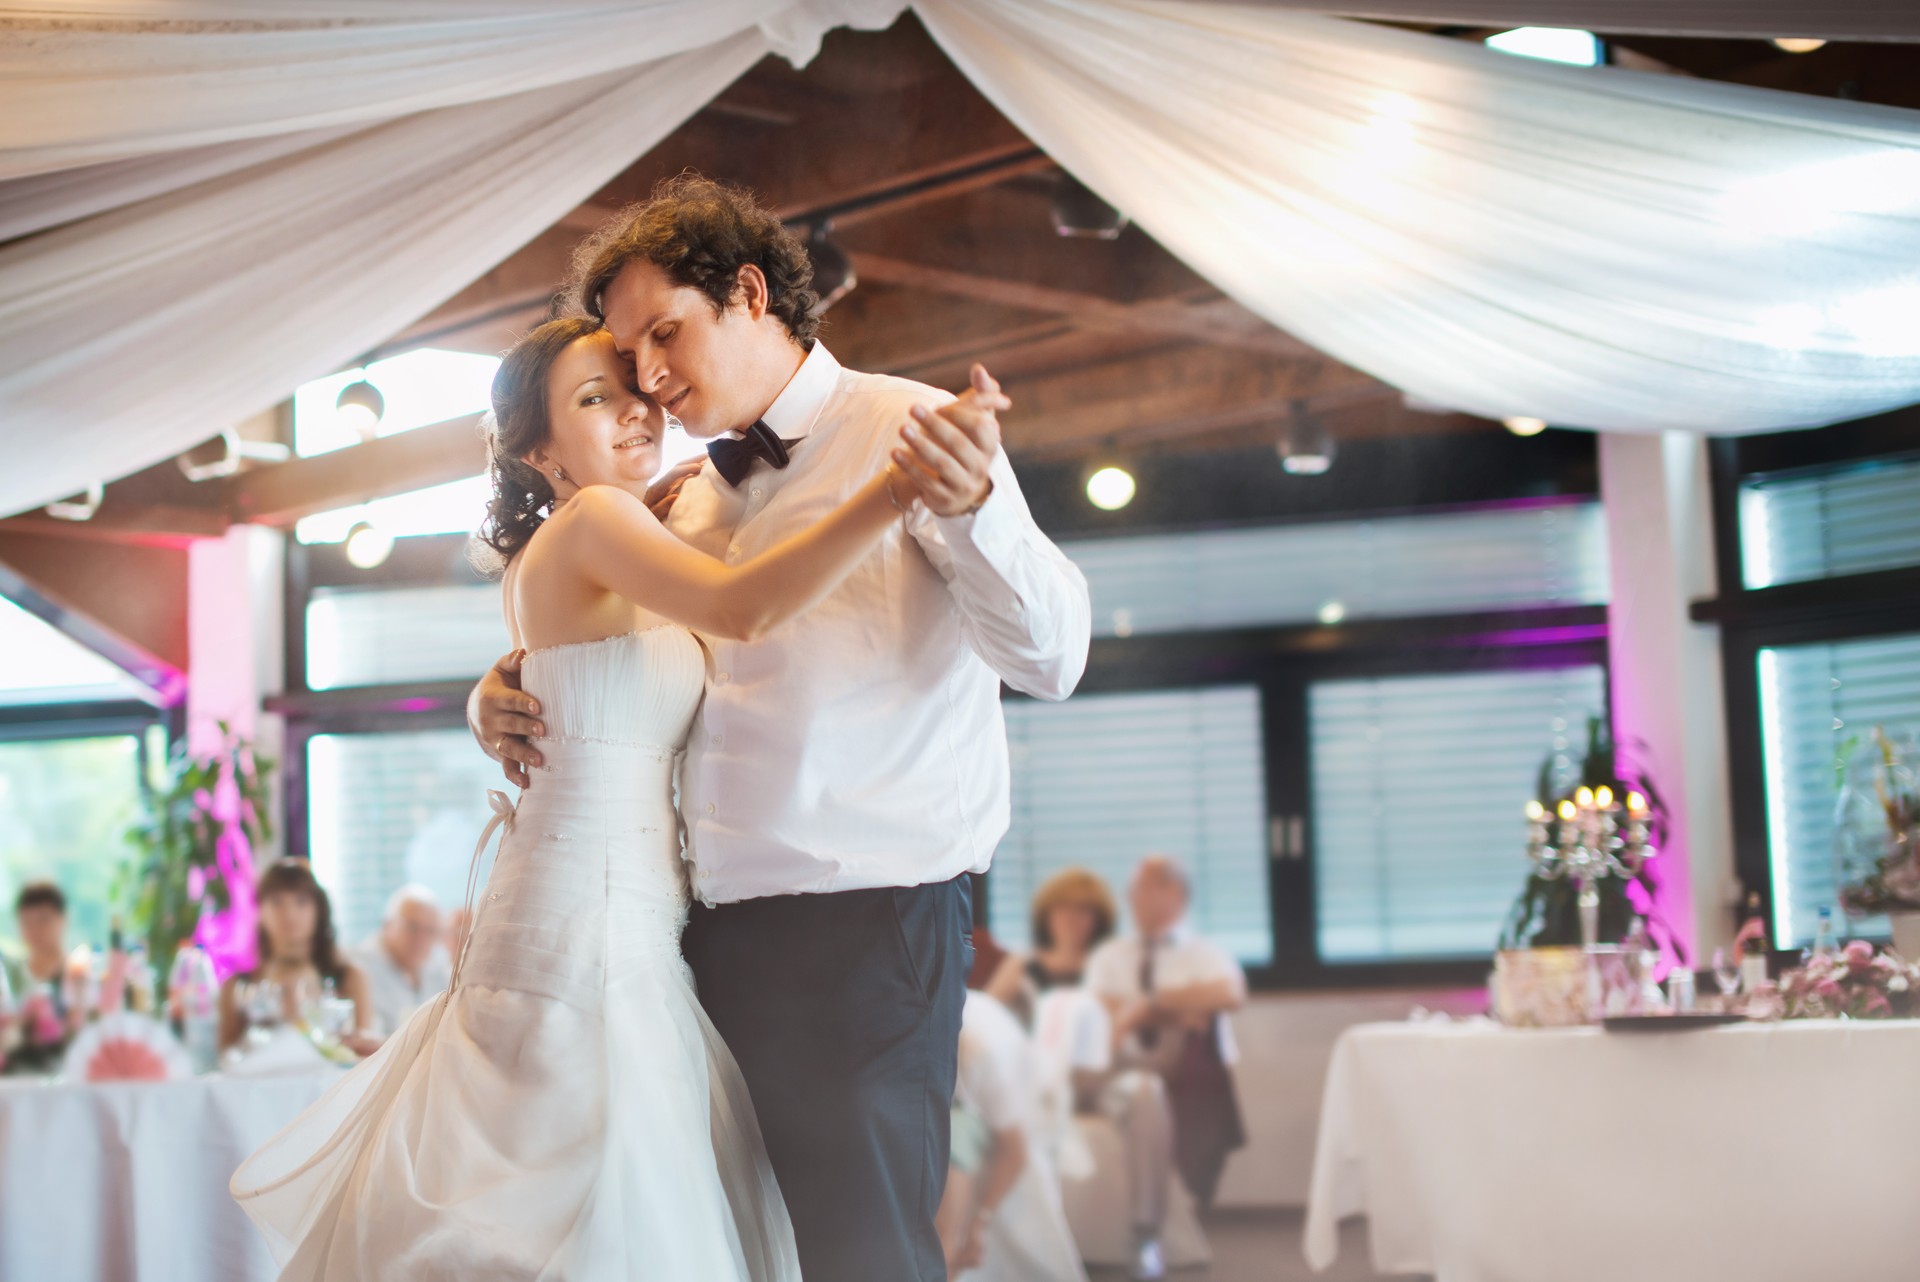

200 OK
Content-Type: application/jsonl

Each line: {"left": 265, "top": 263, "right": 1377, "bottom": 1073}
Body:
{"left": 996, "top": 686, "right": 1271, "bottom": 962}
{"left": 1707, "top": 418, "right": 1920, "bottom": 947}
{"left": 1311, "top": 665, "right": 1608, "bottom": 961}
{"left": 0, "top": 592, "right": 164, "bottom": 954}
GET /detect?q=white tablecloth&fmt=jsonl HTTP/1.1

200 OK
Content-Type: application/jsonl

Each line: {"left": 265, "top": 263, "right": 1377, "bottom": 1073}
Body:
{"left": 1305, "top": 1019, "right": 1920, "bottom": 1282}
{"left": 0, "top": 1070, "right": 339, "bottom": 1282}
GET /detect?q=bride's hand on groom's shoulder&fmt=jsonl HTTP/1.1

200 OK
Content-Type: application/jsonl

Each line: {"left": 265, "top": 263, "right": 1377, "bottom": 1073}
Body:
{"left": 895, "top": 364, "right": 1011, "bottom": 519}
{"left": 473, "top": 651, "right": 545, "bottom": 788}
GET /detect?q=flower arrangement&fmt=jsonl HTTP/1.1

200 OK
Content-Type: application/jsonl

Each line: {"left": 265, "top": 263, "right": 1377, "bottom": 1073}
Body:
{"left": 120, "top": 724, "right": 274, "bottom": 990}
{"left": 1776, "top": 940, "right": 1917, "bottom": 1020}
{"left": 1835, "top": 729, "right": 1920, "bottom": 918}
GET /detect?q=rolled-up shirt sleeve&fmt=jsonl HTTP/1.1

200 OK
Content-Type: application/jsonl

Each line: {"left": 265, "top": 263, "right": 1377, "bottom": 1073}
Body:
{"left": 910, "top": 446, "right": 1092, "bottom": 702}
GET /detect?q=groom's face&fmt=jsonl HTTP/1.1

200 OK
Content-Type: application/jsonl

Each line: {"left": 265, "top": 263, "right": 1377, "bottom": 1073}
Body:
{"left": 603, "top": 260, "right": 763, "bottom": 439}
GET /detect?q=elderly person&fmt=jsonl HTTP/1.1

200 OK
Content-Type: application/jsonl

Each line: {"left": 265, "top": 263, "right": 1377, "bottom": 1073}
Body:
{"left": 349, "top": 884, "right": 450, "bottom": 1037}
{"left": 1086, "top": 854, "right": 1248, "bottom": 1215}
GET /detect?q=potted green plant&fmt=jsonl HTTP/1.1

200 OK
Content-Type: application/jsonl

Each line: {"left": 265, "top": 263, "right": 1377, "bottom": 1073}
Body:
{"left": 1835, "top": 728, "right": 1920, "bottom": 957}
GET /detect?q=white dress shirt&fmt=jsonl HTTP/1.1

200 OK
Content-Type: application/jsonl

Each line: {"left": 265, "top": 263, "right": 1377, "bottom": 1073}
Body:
{"left": 348, "top": 938, "right": 450, "bottom": 1036}
{"left": 1085, "top": 924, "right": 1246, "bottom": 1065}
{"left": 666, "top": 341, "right": 1091, "bottom": 904}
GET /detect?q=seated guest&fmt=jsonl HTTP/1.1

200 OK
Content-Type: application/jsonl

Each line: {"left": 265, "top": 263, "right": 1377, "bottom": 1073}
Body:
{"left": 1087, "top": 854, "right": 1248, "bottom": 1214}
{"left": 941, "top": 990, "right": 1086, "bottom": 1282}
{"left": 219, "top": 860, "right": 376, "bottom": 1056}
{"left": 989, "top": 866, "right": 1174, "bottom": 1279}
{"left": 349, "top": 883, "right": 450, "bottom": 1035}
{"left": 984, "top": 866, "right": 1118, "bottom": 1025}
{"left": 10, "top": 881, "right": 83, "bottom": 1037}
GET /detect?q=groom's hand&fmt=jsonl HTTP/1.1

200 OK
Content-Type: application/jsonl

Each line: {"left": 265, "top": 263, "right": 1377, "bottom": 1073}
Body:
{"left": 472, "top": 650, "right": 544, "bottom": 787}
{"left": 899, "top": 364, "right": 1010, "bottom": 518}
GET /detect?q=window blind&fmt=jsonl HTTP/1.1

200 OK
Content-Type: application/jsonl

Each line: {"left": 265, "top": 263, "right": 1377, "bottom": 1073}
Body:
{"left": 994, "top": 686, "right": 1271, "bottom": 964}
{"left": 1758, "top": 631, "right": 1920, "bottom": 945}
{"left": 307, "top": 729, "right": 503, "bottom": 943}
{"left": 1063, "top": 501, "right": 1607, "bottom": 640}
{"left": 1740, "top": 455, "right": 1920, "bottom": 589}
{"left": 1311, "top": 664, "right": 1608, "bottom": 962}
{"left": 306, "top": 583, "right": 509, "bottom": 691}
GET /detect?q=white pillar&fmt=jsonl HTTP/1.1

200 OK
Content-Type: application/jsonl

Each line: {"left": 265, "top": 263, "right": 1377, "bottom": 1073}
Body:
{"left": 187, "top": 524, "right": 287, "bottom": 856}
{"left": 1597, "top": 431, "right": 1737, "bottom": 963}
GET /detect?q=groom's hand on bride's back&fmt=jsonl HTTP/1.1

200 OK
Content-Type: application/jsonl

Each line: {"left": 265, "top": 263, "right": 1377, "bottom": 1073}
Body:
{"left": 471, "top": 650, "right": 545, "bottom": 788}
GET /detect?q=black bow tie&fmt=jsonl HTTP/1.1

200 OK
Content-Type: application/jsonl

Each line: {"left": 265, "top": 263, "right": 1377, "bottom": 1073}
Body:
{"left": 707, "top": 420, "right": 797, "bottom": 488}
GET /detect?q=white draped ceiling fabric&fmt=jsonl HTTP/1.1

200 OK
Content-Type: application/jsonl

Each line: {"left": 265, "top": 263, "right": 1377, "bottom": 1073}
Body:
{"left": 1, "top": 0, "right": 1918, "bottom": 517}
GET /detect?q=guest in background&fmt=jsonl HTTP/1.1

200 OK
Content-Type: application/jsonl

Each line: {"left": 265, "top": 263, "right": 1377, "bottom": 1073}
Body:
{"left": 219, "top": 861, "right": 375, "bottom": 1055}
{"left": 941, "top": 990, "right": 1086, "bottom": 1282}
{"left": 349, "top": 884, "right": 450, "bottom": 1036}
{"left": 10, "top": 881, "right": 82, "bottom": 1037}
{"left": 985, "top": 866, "right": 1117, "bottom": 1026}
{"left": 1087, "top": 854, "right": 1247, "bottom": 1213}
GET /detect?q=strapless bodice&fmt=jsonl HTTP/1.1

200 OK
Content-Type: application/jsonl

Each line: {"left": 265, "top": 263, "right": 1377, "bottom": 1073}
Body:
{"left": 520, "top": 626, "right": 706, "bottom": 750}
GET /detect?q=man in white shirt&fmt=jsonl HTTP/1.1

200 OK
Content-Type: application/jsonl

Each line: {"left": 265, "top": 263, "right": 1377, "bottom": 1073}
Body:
{"left": 472, "top": 174, "right": 1090, "bottom": 1280}
{"left": 348, "top": 884, "right": 450, "bottom": 1037}
{"left": 1086, "top": 855, "right": 1248, "bottom": 1211}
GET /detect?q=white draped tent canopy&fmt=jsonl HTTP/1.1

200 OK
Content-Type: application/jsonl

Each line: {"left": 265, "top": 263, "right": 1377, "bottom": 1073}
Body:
{"left": 2, "top": 0, "right": 1918, "bottom": 518}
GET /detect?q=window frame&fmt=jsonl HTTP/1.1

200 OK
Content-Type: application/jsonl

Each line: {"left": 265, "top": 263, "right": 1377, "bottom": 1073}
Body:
{"left": 1694, "top": 405, "right": 1920, "bottom": 943}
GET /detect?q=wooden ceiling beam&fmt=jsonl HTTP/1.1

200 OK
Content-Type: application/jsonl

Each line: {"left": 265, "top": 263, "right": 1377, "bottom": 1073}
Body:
{"left": 847, "top": 253, "right": 1317, "bottom": 359}
{"left": 226, "top": 413, "right": 488, "bottom": 528}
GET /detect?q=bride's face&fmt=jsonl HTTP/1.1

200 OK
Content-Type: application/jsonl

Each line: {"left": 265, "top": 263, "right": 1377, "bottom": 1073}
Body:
{"left": 526, "top": 330, "right": 665, "bottom": 494}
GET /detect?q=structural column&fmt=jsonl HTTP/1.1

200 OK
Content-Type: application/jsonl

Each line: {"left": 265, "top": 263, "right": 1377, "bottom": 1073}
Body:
{"left": 1597, "top": 430, "right": 1736, "bottom": 963}
{"left": 187, "top": 524, "right": 287, "bottom": 855}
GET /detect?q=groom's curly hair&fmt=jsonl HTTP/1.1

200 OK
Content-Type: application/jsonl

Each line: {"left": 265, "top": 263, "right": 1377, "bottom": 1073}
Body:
{"left": 569, "top": 173, "right": 821, "bottom": 344}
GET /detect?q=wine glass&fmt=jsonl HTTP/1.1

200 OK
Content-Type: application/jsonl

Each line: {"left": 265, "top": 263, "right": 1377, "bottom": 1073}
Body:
{"left": 1711, "top": 947, "right": 1740, "bottom": 1007}
{"left": 244, "top": 978, "right": 284, "bottom": 1046}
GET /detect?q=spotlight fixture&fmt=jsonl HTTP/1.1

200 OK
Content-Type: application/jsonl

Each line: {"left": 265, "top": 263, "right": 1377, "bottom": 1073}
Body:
{"left": 1503, "top": 415, "right": 1549, "bottom": 437}
{"left": 44, "top": 482, "right": 105, "bottom": 522}
{"left": 1085, "top": 464, "right": 1138, "bottom": 511}
{"left": 177, "top": 429, "right": 293, "bottom": 482}
{"left": 1771, "top": 37, "right": 1827, "bottom": 54}
{"left": 344, "top": 519, "right": 394, "bottom": 570}
{"left": 1050, "top": 175, "right": 1128, "bottom": 240}
{"left": 334, "top": 379, "right": 386, "bottom": 440}
{"left": 1278, "top": 403, "right": 1335, "bottom": 476}
{"left": 807, "top": 223, "right": 857, "bottom": 315}
{"left": 1317, "top": 600, "right": 1348, "bottom": 626}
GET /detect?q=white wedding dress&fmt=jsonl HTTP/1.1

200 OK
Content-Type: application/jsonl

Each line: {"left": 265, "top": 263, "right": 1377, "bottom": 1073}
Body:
{"left": 232, "top": 626, "right": 801, "bottom": 1281}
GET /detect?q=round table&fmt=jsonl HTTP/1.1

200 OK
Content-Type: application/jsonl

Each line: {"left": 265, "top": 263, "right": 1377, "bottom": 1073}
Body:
{"left": 0, "top": 1069, "right": 339, "bottom": 1281}
{"left": 1304, "top": 1018, "right": 1920, "bottom": 1282}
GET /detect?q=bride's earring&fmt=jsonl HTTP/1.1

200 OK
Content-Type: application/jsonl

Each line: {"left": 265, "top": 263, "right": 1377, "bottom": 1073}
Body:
{"left": 552, "top": 467, "right": 566, "bottom": 481}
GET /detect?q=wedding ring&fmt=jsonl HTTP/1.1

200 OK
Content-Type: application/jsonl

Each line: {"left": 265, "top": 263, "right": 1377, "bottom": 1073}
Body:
{"left": 496, "top": 736, "right": 508, "bottom": 757}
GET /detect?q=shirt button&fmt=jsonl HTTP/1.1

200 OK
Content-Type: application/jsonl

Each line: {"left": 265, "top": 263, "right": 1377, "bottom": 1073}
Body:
{"left": 750, "top": 487, "right": 764, "bottom": 500}
{"left": 699, "top": 869, "right": 710, "bottom": 880}
{"left": 716, "top": 672, "right": 730, "bottom": 684}
{"left": 711, "top": 736, "right": 723, "bottom": 749}
{"left": 728, "top": 542, "right": 741, "bottom": 557}
{"left": 705, "top": 803, "right": 716, "bottom": 815}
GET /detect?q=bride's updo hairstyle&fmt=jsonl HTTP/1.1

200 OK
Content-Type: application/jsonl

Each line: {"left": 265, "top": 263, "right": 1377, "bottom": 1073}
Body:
{"left": 478, "top": 315, "right": 605, "bottom": 562}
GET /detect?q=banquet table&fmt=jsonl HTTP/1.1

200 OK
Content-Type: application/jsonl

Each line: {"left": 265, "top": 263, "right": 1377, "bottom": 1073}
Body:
{"left": 1304, "top": 1018, "right": 1920, "bottom": 1282}
{"left": 0, "top": 1069, "right": 339, "bottom": 1282}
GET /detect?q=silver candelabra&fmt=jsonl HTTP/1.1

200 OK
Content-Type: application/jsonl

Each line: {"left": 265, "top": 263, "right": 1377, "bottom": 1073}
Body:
{"left": 1524, "top": 786, "right": 1657, "bottom": 953}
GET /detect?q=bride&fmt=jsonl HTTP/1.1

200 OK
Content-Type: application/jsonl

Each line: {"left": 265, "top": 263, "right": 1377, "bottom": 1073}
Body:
{"left": 231, "top": 315, "right": 988, "bottom": 1279}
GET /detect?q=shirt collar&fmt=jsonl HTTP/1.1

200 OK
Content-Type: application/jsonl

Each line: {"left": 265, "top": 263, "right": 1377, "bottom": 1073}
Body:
{"left": 1141, "top": 920, "right": 1190, "bottom": 949}
{"left": 755, "top": 341, "right": 841, "bottom": 441}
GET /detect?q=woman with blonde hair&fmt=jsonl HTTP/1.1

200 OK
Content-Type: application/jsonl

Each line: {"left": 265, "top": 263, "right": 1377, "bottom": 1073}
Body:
{"left": 986, "top": 867, "right": 1116, "bottom": 1023}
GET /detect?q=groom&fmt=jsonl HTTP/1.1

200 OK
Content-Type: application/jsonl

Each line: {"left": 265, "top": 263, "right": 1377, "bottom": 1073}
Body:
{"left": 472, "top": 175, "right": 1090, "bottom": 1279}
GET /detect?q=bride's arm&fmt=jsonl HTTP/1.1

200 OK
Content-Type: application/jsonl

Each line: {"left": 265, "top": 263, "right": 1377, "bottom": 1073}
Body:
{"left": 560, "top": 464, "right": 915, "bottom": 641}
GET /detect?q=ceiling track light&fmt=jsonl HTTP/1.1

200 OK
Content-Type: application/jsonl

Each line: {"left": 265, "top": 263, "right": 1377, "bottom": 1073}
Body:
{"left": 806, "top": 222, "right": 857, "bottom": 315}
{"left": 1502, "top": 415, "right": 1549, "bottom": 437}
{"left": 344, "top": 519, "right": 395, "bottom": 570}
{"left": 1770, "top": 37, "right": 1827, "bottom": 54}
{"left": 1083, "top": 460, "right": 1138, "bottom": 511}
{"left": 1051, "top": 174, "right": 1128, "bottom": 240}
{"left": 44, "top": 482, "right": 105, "bottom": 522}
{"left": 177, "top": 429, "right": 293, "bottom": 482}
{"left": 335, "top": 379, "right": 386, "bottom": 441}
{"left": 1278, "top": 402, "right": 1335, "bottom": 476}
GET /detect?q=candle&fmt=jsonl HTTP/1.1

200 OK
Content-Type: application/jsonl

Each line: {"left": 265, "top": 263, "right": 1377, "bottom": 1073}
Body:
{"left": 1594, "top": 785, "right": 1614, "bottom": 809}
{"left": 1626, "top": 791, "right": 1648, "bottom": 816}
{"left": 1557, "top": 799, "right": 1577, "bottom": 821}
{"left": 1525, "top": 800, "right": 1546, "bottom": 822}
{"left": 1574, "top": 786, "right": 1594, "bottom": 809}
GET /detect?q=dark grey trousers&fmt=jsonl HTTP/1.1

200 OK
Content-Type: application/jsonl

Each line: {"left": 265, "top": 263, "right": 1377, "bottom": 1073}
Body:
{"left": 683, "top": 875, "right": 974, "bottom": 1282}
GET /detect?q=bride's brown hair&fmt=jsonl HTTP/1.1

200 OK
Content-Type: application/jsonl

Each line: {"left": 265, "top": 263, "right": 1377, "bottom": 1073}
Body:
{"left": 478, "top": 315, "right": 605, "bottom": 561}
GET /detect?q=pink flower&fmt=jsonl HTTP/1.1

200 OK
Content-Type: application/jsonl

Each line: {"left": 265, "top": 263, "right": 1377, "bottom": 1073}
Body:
{"left": 22, "top": 993, "right": 62, "bottom": 1045}
{"left": 1844, "top": 940, "right": 1876, "bottom": 972}
{"left": 187, "top": 864, "right": 206, "bottom": 902}
{"left": 1815, "top": 978, "right": 1844, "bottom": 1001}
